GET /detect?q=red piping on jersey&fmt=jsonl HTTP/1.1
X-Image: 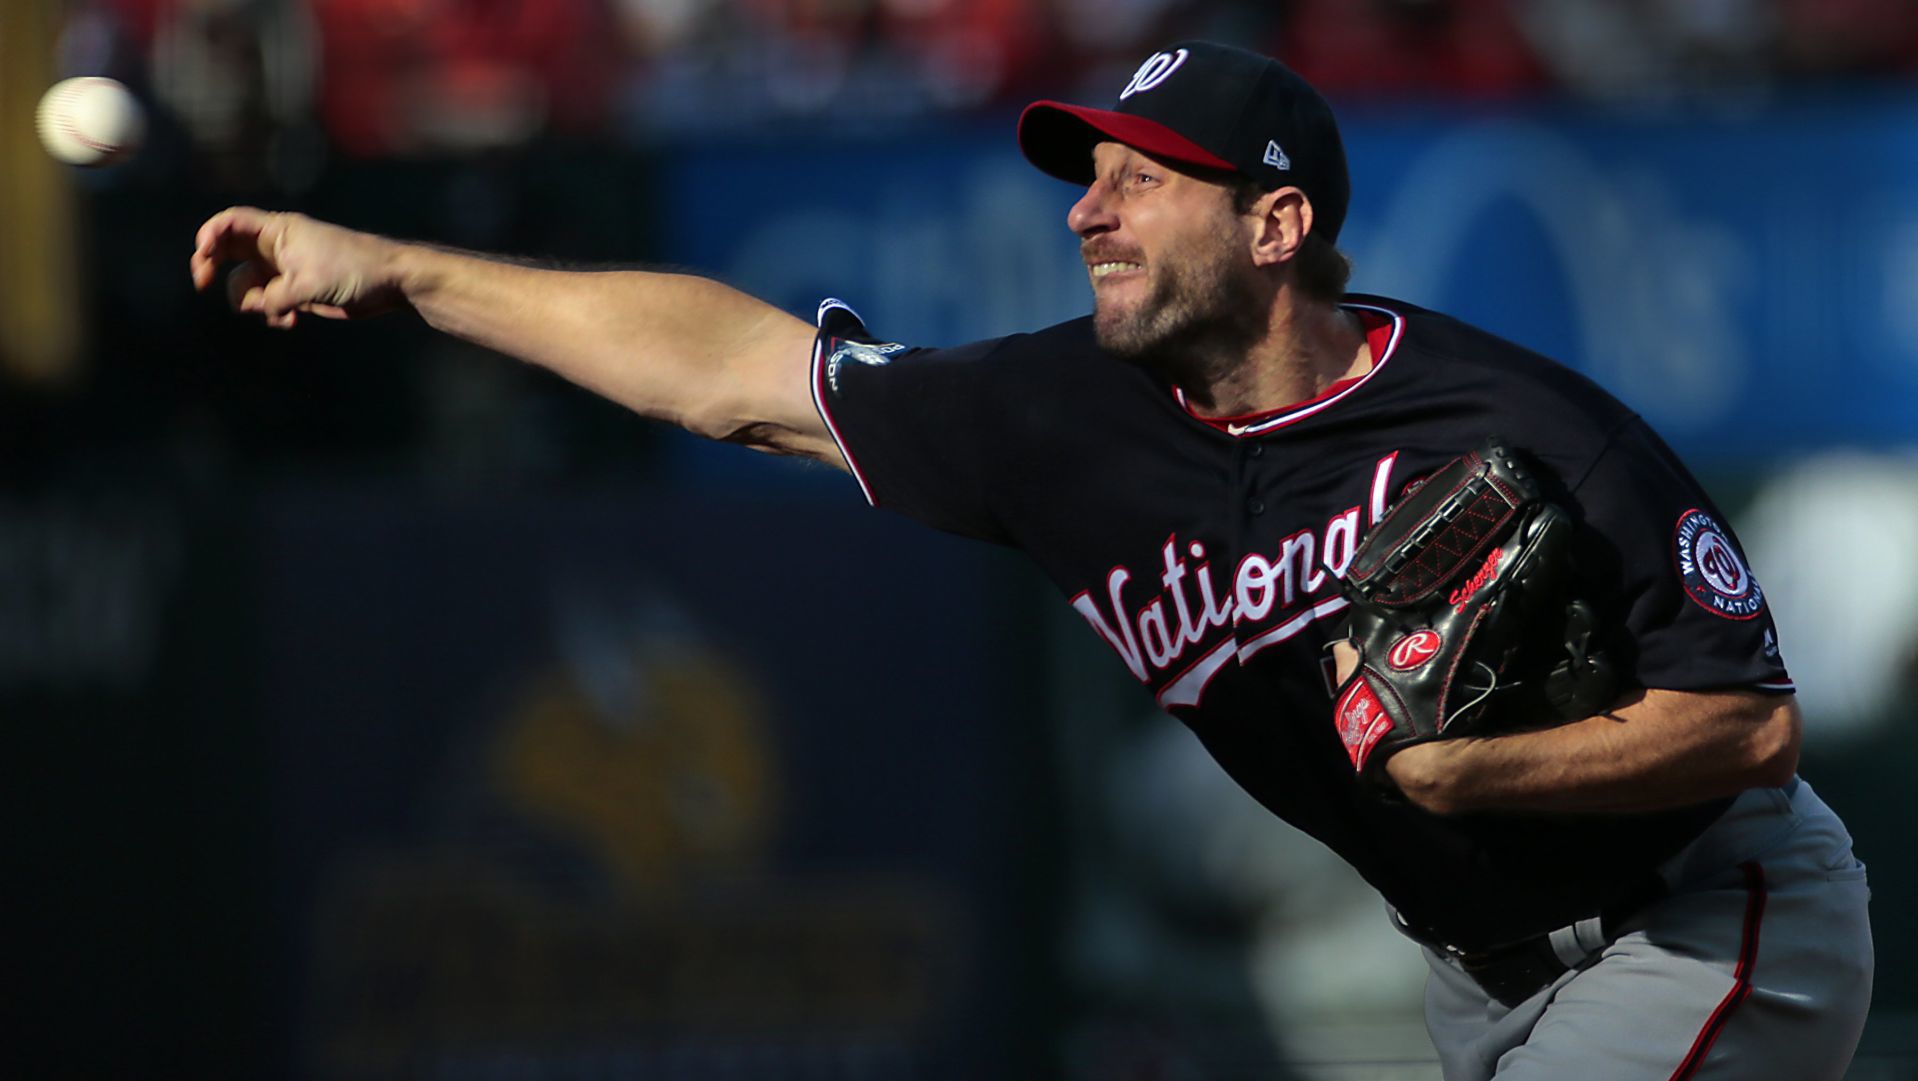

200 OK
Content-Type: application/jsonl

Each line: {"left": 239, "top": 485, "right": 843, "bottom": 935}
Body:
{"left": 1175, "top": 303, "right": 1405, "bottom": 437}
{"left": 1667, "top": 862, "right": 1766, "bottom": 1081}
{"left": 810, "top": 336, "right": 880, "bottom": 506}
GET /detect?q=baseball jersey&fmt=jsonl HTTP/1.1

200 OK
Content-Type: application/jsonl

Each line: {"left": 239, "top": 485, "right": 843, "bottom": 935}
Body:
{"left": 809, "top": 293, "right": 1793, "bottom": 953}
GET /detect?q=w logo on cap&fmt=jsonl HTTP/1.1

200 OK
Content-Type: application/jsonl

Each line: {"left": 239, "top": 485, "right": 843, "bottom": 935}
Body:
{"left": 1120, "top": 49, "right": 1190, "bottom": 99}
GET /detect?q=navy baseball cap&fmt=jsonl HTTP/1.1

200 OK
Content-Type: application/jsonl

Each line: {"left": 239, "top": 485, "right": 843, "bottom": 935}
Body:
{"left": 1018, "top": 42, "right": 1351, "bottom": 241}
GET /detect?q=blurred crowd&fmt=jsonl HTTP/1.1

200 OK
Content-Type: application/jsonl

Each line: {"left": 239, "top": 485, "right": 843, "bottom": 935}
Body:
{"left": 58, "top": 0, "right": 1918, "bottom": 177}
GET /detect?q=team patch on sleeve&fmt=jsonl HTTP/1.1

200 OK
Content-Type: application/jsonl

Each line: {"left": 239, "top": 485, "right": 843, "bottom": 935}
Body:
{"left": 823, "top": 339, "right": 907, "bottom": 395}
{"left": 1673, "top": 508, "right": 1766, "bottom": 620}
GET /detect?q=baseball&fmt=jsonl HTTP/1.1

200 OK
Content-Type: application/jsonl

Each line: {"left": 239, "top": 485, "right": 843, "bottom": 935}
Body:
{"left": 36, "top": 77, "right": 146, "bottom": 167}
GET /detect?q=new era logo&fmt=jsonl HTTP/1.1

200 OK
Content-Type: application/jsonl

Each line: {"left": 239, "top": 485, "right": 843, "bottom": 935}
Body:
{"left": 1264, "top": 140, "right": 1291, "bottom": 170}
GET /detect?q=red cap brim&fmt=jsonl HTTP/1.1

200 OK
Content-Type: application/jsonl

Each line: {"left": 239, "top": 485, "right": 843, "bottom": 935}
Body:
{"left": 1017, "top": 101, "right": 1238, "bottom": 185}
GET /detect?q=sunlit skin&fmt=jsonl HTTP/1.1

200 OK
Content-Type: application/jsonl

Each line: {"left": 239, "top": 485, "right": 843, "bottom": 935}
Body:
{"left": 1332, "top": 625, "right": 1800, "bottom": 812}
{"left": 187, "top": 155, "right": 1803, "bottom": 818}
{"left": 1070, "top": 145, "right": 1258, "bottom": 368}
{"left": 1066, "top": 141, "right": 1372, "bottom": 418}
{"left": 1066, "top": 152, "right": 1802, "bottom": 814}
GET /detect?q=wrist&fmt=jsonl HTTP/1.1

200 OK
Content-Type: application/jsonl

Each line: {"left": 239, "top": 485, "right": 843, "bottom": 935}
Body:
{"left": 1384, "top": 740, "right": 1469, "bottom": 814}
{"left": 386, "top": 239, "right": 437, "bottom": 303}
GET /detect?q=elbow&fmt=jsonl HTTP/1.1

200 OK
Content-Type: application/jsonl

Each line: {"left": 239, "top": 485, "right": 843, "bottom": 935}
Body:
{"left": 717, "top": 419, "right": 807, "bottom": 455}
{"left": 685, "top": 407, "right": 748, "bottom": 444}
{"left": 677, "top": 380, "right": 747, "bottom": 442}
{"left": 682, "top": 387, "right": 768, "bottom": 447}
{"left": 699, "top": 411, "right": 817, "bottom": 458}
{"left": 683, "top": 364, "right": 808, "bottom": 454}
{"left": 691, "top": 383, "right": 798, "bottom": 451}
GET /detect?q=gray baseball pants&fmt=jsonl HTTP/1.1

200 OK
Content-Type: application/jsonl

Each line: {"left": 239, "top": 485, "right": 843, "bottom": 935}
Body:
{"left": 1420, "top": 779, "right": 1873, "bottom": 1080}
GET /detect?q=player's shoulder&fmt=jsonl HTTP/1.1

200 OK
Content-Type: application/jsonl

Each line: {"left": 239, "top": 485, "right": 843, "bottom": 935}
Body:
{"left": 818, "top": 297, "right": 1097, "bottom": 368}
{"left": 1348, "top": 292, "right": 1637, "bottom": 430}
{"left": 922, "top": 316, "right": 1125, "bottom": 412}
{"left": 1348, "top": 293, "right": 1571, "bottom": 370}
{"left": 984, "top": 314, "right": 1103, "bottom": 368}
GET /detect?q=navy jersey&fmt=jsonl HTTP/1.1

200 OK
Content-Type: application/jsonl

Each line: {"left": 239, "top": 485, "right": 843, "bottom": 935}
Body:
{"left": 809, "top": 293, "right": 1793, "bottom": 952}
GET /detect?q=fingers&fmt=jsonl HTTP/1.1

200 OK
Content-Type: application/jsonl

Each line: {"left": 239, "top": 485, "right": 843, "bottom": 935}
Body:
{"left": 196, "top": 208, "right": 372, "bottom": 327}
{"left": 258, "top": 271, "right": 307, "bottom": 328}
{"left": 1331, "top": 640, "right": 1359, "bottom": 685}
{"left": 190, "top": 206, "right": 282, "bottom": 291}
{"left": 227, "top": 261, "right": 301, "bottom": 328}
{"left": 226, "top": 262, "right": 306, "bottom": 328}
{"left": 225, "top": 260, "right": 269, "bottom": 312}
{"left": 213, "top": 214, "right": 328, "bottom": 329}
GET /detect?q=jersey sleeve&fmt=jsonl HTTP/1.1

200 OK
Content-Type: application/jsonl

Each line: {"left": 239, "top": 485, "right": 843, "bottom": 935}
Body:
{"left": 1569, "top": 418, "right": 1794, "bottom": 694}
{"left": 809, "top": 298, "right": 1016, "bottom": 544}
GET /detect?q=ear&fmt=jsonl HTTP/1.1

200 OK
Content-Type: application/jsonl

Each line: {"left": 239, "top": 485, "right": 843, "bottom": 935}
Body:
{"left": 1247, "top": 187, "right": 1313, "bottom": 269}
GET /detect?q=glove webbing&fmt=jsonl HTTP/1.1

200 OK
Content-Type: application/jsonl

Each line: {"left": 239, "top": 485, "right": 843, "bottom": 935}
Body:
{"left": 1356, "top": 471, "right": 1527, "bottom": 608}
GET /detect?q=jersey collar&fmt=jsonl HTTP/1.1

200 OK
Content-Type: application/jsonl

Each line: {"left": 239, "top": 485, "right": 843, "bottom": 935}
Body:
{"left": 1174, "top": 302, "right": 1404, "bottom": 437}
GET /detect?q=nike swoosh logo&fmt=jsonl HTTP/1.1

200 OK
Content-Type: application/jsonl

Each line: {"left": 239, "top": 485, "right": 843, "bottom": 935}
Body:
{"left": 1226, "top": 422, "right": 1251, "bottom": 436}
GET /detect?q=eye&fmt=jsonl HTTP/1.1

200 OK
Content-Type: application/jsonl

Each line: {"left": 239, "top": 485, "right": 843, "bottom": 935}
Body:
{"left": 1127, "top": 169, "right": 1159, "bottom": 190}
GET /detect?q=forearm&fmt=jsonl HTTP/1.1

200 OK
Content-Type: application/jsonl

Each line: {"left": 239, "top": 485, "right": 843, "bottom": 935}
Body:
{"left": 192, "top": 208, "right": 837, "bottom": 456}
{"left": 391, "top": 244, "right": 824, "bottom": 450}
{"left": 1385, "top": 689, "right": 1802, "bottom": 816}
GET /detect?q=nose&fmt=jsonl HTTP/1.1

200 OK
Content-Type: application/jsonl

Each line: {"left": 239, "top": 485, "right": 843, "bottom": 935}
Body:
{"left": 1067, "top": 179, "right": 1117, "bottom": 239}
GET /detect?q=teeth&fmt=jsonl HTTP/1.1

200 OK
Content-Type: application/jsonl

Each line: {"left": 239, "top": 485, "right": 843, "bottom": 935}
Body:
{"left": 1090, "top": 262, "right": 1142, "bottom": 278}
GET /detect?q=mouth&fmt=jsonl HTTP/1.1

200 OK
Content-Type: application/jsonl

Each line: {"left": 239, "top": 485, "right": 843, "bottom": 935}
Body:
{"left": 1089, "top": 261, "right": 1143, "bottom": 281}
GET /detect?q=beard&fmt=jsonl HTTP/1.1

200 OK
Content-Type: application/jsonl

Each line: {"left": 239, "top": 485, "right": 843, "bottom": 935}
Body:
{"left": 1090, "top": 231, "right": 1267, "bottom": 387}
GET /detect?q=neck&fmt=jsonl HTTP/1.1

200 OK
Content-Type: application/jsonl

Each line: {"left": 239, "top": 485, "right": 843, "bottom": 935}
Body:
{"left": 1178, "top": 292, "right": 1371, "bottom": 418}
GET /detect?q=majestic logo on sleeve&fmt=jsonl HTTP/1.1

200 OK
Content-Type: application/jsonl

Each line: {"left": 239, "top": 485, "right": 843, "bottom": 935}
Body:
{"left": 1674, "top": 508, "right": 1765, "bottom": 620}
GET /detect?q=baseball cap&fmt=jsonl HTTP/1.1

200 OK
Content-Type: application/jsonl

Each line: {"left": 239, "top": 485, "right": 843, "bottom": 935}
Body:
{"left": 1018, "top": 42, "right": 1351, "bottom": 241}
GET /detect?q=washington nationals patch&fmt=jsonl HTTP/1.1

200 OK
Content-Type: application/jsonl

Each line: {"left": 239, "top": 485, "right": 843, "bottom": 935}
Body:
{"left": 1674, "top": 508, "right": 1765, "bottom": 620}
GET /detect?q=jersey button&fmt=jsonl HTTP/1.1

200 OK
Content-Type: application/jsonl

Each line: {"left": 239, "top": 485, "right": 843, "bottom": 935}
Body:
{"left": 1248, "top": 443, "right": 1264, "bottom": 458}
{"left": 1247, "top": 498, "right": 1266, "bottom": 515}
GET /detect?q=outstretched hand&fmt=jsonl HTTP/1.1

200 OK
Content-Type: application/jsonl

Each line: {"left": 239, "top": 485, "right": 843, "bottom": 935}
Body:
{"left": 190, "top": 207, "right": 406, "bottom": 328}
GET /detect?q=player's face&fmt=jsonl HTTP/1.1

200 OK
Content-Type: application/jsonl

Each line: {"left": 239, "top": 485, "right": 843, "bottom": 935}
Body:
{"left": 1069, "top": 143, "right": 1263, "bottom": 376}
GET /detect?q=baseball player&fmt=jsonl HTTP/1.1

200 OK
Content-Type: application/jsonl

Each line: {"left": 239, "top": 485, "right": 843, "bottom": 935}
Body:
{"left": 190, "top": 41, "right": 1873, "bottom": 1080}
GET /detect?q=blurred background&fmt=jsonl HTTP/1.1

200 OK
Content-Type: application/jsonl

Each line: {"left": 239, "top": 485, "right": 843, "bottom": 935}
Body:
{"left": 5, "top": 0, "right": 1918, "bottom": 1077}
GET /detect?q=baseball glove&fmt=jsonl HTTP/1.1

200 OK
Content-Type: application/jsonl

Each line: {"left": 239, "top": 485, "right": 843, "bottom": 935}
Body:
{"left": 1331, "top": 438, "right": 1615, "bottom": 780}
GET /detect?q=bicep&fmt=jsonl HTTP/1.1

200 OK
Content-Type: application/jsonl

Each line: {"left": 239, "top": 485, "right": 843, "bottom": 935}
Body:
{"left": 1547, "top": 685, "right": 1800, "bottom": 805}
{"left": 1607, "top": 687, "right": 1801, "bottom": 781}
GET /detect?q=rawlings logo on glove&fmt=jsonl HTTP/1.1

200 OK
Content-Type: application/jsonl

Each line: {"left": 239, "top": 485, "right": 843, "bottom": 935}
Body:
{"left": 1388, "top": 631, "right": 1442, "bottom": 670}
{"left": 1331, "top": 438, "right": 1616, "bottom": 782}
